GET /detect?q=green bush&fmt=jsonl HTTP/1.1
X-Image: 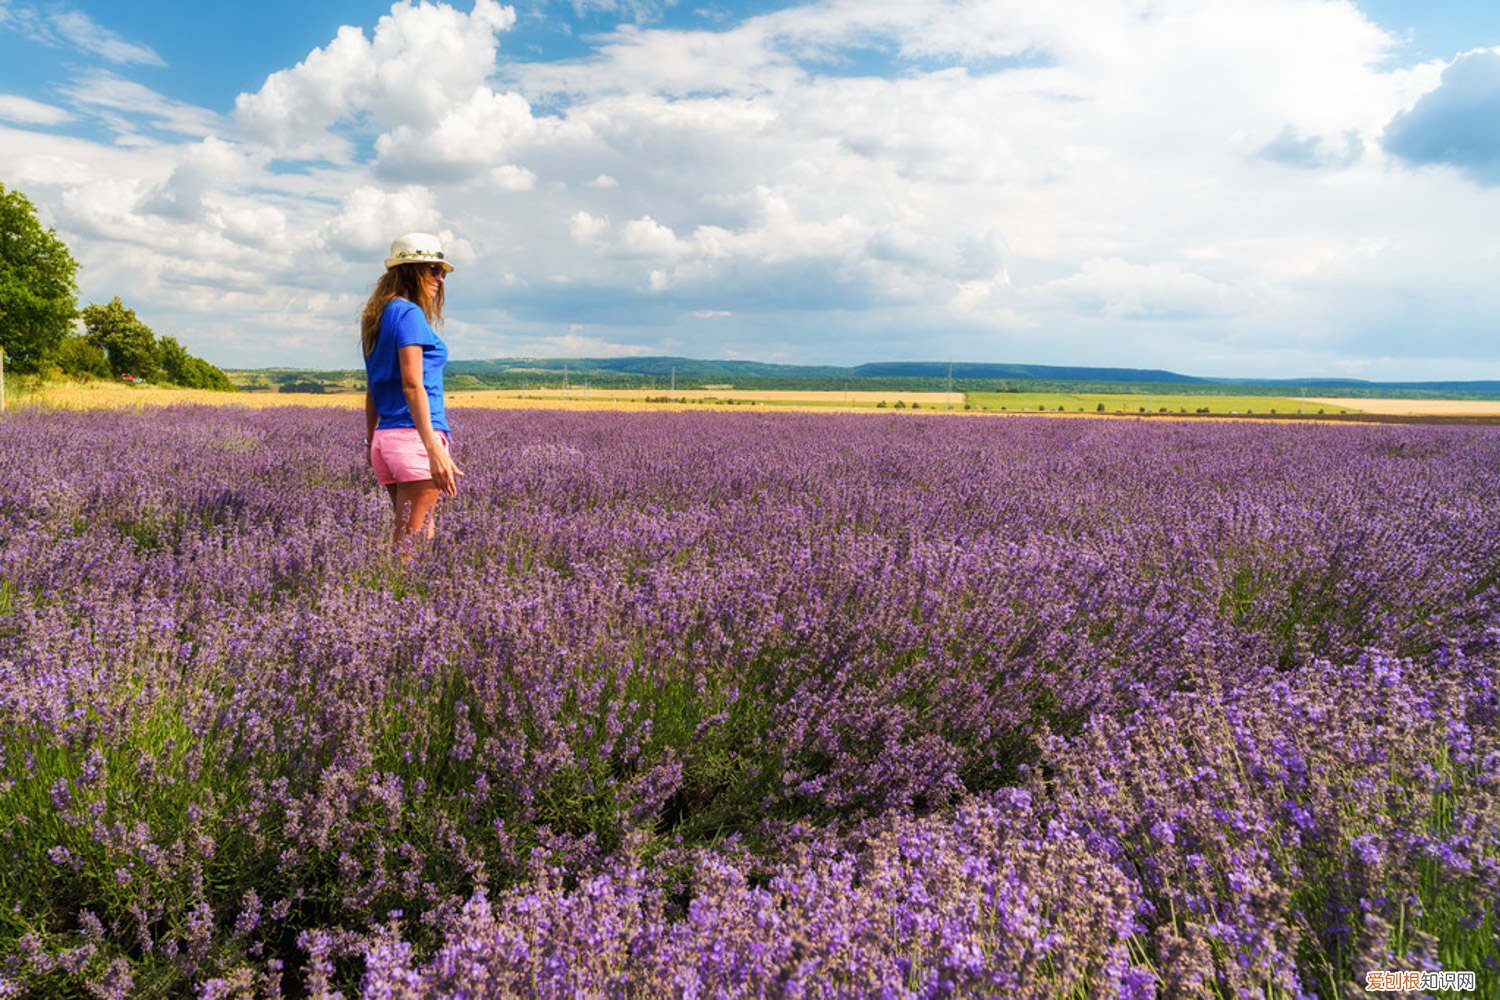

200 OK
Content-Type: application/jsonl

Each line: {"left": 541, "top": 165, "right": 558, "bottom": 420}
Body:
{"left": 48, "top": 335, "right": 111, "bottom": 379}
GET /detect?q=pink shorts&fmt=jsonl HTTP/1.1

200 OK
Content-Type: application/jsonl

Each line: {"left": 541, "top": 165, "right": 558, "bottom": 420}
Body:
{"left": 370, "top": 428, "right": 450, "bottom": 486}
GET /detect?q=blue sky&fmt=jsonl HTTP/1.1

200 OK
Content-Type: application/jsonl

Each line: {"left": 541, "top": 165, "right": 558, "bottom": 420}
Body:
{"left": 2, "top": 0, "right": 1498, "bottom": 379}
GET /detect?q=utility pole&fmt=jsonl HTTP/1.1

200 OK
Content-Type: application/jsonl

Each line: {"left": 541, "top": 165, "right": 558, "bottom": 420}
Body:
{"left": 670, "top": 366, "right": 676, "bottom": 393}
{"left": 563, "top": 360, "right": 569, "bottom": 393}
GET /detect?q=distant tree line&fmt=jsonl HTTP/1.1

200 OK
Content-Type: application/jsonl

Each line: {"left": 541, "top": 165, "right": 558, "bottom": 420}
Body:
{"left": 0, "top": 182, "right": 232, "bottom": 390}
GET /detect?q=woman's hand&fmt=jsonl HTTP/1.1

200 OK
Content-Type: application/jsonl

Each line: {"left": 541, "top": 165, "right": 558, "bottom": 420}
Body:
{"left": 429, "top": 441, "right": 463, "bottom": 496}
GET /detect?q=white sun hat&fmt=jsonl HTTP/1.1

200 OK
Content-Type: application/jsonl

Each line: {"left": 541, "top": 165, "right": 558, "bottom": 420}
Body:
{"left": 384, "top": 232, "right": 454, "bottom": 272}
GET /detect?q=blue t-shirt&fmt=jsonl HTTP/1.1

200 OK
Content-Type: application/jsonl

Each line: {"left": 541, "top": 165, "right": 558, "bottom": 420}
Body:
{"left": 365, "top": 298, "right": 449, "bottom": 434}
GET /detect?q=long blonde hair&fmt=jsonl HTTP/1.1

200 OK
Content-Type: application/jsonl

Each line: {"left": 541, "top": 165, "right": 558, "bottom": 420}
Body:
{"left": 360, "top": 264, "right": 445, "bottom": 356}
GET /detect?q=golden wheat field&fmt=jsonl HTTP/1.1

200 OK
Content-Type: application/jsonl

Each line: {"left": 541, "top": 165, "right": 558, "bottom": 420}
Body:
{"left": 10, "top": 382, "right": 359, "bottom": 410}
{"left": 10, "top": 382, "right": 963, "bottom": 414}
{"left": 9, "top": 381, "right": 1498, "bottom": 419}
{"left": 1303, "top": 397, "right": 1500, "bottom": 417}
{"left": 500, "top": 388, "right": 963, "bottom": 405}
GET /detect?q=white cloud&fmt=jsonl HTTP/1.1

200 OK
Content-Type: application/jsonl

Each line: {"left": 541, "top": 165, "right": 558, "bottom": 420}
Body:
{"left": 569, "top": 0, "right": 672, "bottom": 25}
{"left": 1258, "top": 126, "right": 1365, "bottom": 169}
{"left": 0, "top": 4, "right": 164, "bottom": 66}
{"left": 375, "top": 86, "right": 540, "bottom": 179}
{"left": 0, "top": 94, "right": 72, "bottom": 125}
{"left": 490, "top": 164, "right": 537, "bottom": 190}
{"left": 2, "top": 0, "right": 1499, "bottom": 377}
{"left": 620, "top": 215, "right": 684, "bottom": 258}
{"left": 60, "top": 71, "right": 221, "bottom": 138}
{"left": 216, "top": 204, "right": 290, "bottom": 247}
{"left": 234, "top": 0, "right": 517, "bottom": 154}
{"left": 517, "top": 331, "right": 655, "bottom": 356}
{"left": 569, "top": 210, "right": 610, "bottom": 244}
{"left": 321, "top": 184, "right": 443, "bottom": 257}
{"left": 1041, "top": 258, "right": 1236, "bottom": 321}
{"left": 50, "top": 9, "right": 164, "bottom": 66}
{"left": 1383, "top": 48, "right": 1500, "bottom": 184}
{"left": 514, "top": 16, "right": 798, "bottom": 99}
{"left": 140, "top": 137, "right": 262, "bottom": 220}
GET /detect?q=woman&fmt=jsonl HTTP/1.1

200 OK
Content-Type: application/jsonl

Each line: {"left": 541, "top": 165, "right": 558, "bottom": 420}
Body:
{"left": 362, "top": 232, "right": 463, "bottom": 547}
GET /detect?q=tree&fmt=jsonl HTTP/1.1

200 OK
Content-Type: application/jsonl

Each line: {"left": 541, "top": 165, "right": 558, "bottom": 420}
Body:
{"left": 81, "top": 297, "right": 161, "bottom": 380}
{"left": 0, "top": 183, "right": 79, "bottom": 372}
{"left": 51, "top": 335, "right": 111, "bottom": 379}
{"left": 159, "top": 335, "right": 233, "bottom": 390}
{"left": 158, "top": 335, "right": 193, "bottom": 383}
{"left": 184, "top": 356, "right": 234, "bottom": 391}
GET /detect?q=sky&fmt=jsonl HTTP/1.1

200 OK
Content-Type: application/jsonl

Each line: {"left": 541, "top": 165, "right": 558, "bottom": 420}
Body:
{"left": 2, "top": 1, "right": 1499, "bottom": 380}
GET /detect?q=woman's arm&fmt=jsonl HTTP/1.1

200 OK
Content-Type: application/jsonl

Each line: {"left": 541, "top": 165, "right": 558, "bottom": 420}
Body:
{"left": 398, "top": 344, "right": 462, "bottom": 495}
{"left": 364, "top": 387, "right": 378, "bottom": 461}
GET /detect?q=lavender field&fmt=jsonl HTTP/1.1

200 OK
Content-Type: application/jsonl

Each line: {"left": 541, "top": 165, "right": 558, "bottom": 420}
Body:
{"left": 0, "top": 406, "right": 1496, "bottom": 998}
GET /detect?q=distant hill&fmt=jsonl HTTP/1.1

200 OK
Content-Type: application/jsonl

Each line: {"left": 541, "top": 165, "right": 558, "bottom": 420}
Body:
{"left": 447, "top": 356, "right": 1210, "bottom": 384}
{"left": 451, "top": 356, "right": 852, "bottom": 380}
{"left": 229, "top": 356, "right": 1500, "bottom": 399}
{"left": 442, "top": 357, "right": 1499, "bottom": 396}
{"left": 850, "top": 361, "right": 1209, "bottom": 383}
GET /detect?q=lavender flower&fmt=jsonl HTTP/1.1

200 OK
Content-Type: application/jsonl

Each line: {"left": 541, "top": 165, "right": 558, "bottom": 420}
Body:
{"left": 0, "top": 405, "right": 1494, "bottom": 996}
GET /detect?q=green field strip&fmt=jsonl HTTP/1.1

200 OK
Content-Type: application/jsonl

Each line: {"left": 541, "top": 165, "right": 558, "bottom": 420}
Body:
{"left": 965, "top": 392, "right": 1363, "bottom": 415}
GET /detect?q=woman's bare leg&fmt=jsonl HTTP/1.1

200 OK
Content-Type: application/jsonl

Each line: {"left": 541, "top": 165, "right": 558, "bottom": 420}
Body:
{"left": 385, "top": 484, "right": 400, "bottom": 548}
{"left": 392, "top": 479, "right": 441, "bottom": 549}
